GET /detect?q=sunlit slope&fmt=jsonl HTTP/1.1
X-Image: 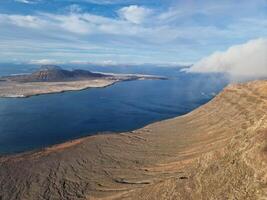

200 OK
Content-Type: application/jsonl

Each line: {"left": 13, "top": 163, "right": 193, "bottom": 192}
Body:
{"left": 0, "top": 80, "right": 266, "bottom": 200}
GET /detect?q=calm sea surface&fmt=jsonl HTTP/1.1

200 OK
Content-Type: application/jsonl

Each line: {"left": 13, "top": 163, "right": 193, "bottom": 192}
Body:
{"left": 0, "top": 64, "right": 228, "bottom": 154}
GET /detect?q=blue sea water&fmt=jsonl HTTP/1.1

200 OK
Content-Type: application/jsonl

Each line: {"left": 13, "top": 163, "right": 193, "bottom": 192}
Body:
{"left": 0, "top": 64, "right": 228, "bottom": 155}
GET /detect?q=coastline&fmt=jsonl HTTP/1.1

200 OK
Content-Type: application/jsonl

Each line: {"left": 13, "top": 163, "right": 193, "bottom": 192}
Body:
{"left": 0, "top": 79, "right": 119, "bottom": 98}
{"left": 0, "top": 80, "right": 266, "bottom": 199}
{"left": 0, "top": 74, "right": 166, "bottom": 98}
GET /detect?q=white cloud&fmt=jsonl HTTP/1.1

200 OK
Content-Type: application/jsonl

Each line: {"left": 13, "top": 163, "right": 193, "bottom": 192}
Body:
{"left": 15, "top": 0, "right": 32, "bottom": 3}
{"left": 29, "top": 59, "right": 62, "bottom": 65}
{"left": 81, "top": 0, "right": 127, "bottom": 4}
{"left": 24, "top": 12, "right": 178, "bottom": 41}
{"left": 15, "top": 0, "right": 40, "bottom": 4}
{"left": 0, "top": 14, "right": 45, "bottom": 28}
{"left": 186, "top": 38, "right": 267, "bottom": 79}
{"left": 118, "top": 5, "right": 152, "bottom": 24}
{"left": 67, "top": 4, "right": 83, "bottom": 13}
{"left": 58, "top": 14, "right": 93, "bottom": 34}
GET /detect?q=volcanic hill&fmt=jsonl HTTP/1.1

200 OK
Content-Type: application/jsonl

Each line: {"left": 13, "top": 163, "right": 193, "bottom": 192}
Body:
{"left": 5, "top": 65, "right": 107, "bottom": 82}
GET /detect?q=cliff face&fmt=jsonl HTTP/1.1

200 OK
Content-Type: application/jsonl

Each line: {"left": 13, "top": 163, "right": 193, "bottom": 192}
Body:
{"left": 0, "top": 80, "right": 266, "bottom": 200}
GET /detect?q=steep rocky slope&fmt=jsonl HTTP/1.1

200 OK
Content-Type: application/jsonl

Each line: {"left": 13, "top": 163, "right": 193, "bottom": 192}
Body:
{"left": 0, "top": 80, "right": 266, "bottom": 200}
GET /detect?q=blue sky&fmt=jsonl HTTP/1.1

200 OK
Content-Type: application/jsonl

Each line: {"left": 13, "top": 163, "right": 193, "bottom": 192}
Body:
{"left": 0, "top": 0, "right": 266, "bottom": 65}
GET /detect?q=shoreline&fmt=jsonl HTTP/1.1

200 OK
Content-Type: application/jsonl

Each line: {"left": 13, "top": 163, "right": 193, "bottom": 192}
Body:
{"left": 0, "top": 80, "right": 266, "bottom": 199}
{"left": 0, "top": 74, "right": 166, "bottom": 98}
{"left": 0, "top": 79, "right": 119, "bottom": 99}
{"left": 0, "top": 80, "right": 262, "bottom": 158}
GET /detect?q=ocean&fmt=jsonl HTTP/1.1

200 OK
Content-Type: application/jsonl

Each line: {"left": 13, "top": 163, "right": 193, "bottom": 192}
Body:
{"left": 0, "top": 64, "right": 228, "bottom": 154}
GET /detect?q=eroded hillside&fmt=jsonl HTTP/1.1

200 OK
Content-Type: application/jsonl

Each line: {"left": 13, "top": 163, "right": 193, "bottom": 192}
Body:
{"left": 0, "top": 80, "right": 266, "bottom": 200}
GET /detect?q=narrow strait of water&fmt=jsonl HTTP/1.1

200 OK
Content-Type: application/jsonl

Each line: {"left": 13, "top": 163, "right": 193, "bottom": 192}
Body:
{"left": 0, "top": 64, "right": 228, "bottom": 154}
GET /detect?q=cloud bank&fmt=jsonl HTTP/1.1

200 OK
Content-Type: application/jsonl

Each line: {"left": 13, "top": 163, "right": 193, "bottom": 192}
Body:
{"left": 0, "top": 0, "right": 266, "bottom": 64}
{"left": 186, "top": 38, "right": 267, "bottom": 80}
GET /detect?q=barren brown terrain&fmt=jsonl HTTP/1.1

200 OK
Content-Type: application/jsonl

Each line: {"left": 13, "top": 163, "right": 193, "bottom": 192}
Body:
{"left": 0, "top": 66, "right": 165, "bottom": 98}
{"left": 0, "top": 80, "right": 266, "bottom": 200}
{"left": 0, "top": 79, "right": 119, "bottom": 97}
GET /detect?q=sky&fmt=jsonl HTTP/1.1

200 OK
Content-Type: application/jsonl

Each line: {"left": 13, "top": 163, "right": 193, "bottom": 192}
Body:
{"left": 0, "top": 0, "right": 266, "bottom": 65}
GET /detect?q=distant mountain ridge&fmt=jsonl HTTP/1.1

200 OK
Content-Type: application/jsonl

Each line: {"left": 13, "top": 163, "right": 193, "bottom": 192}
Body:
{"left": 5, "top": 65, "right": 107, "bottom": 82}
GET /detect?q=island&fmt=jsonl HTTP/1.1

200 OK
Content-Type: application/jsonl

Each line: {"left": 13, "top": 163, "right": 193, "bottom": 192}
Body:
{"left": 0, "top": 65, "right": 166, "bottom": 98}
{"left": 0, "top": 80, "right": 266, "bottom": 200}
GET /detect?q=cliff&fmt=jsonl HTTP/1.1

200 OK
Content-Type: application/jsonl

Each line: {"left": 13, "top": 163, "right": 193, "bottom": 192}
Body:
{"left": 0, "top": 80, "right": 266, "bottom": 200}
